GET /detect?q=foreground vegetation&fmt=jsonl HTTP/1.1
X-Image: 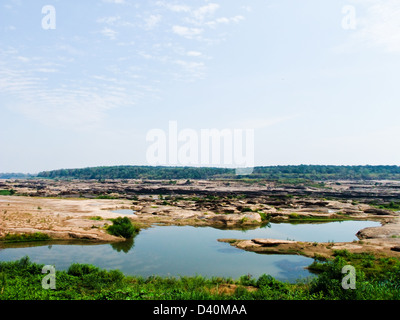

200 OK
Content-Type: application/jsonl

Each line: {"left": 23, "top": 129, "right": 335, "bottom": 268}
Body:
{"left": 1, "top": 251, "right": 399, "bottom": 300}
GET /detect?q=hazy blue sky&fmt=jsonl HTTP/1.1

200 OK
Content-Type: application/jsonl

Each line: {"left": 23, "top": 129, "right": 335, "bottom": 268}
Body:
{"left": 1, "top": 0, "right": 400, "bottom": 173}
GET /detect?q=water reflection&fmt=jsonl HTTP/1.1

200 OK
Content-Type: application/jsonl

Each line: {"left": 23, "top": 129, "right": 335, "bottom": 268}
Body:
{"left": 211, "top": 222, "right": 271, "bottom": 231}
{"left": 0, "top": 237, "right": 138, "bottom": 254}
{"left": 110, "top": 237, "right": 135, "bottom": 253}
{"left": 274, "top": 259, "right": 316, "bottom": 283}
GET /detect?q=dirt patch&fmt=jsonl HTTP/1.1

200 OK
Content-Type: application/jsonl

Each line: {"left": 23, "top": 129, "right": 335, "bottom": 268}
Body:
{"left": 208, "top": 284, "right": 258, "bottom": 295}
{"left": 0, "top": 196, "right": 137, "bottom": 242}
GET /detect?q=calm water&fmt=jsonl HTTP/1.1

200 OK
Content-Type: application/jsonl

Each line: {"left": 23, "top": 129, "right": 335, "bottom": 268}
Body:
{"left": 0, "top": 220, "right": 380, "bottom": 282}
{"left": 112, "top": 209, "right": 136, "bottom": 215}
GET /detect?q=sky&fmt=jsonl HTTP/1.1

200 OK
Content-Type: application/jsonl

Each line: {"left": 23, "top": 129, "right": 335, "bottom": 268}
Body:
{"left": 1, "top": 0, "right": 400, "bottom": 173}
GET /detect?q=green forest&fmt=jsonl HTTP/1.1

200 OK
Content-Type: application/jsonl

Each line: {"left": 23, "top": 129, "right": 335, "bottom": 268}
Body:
{"left": 33, "top": 165, "right": 400, "bottom": 181}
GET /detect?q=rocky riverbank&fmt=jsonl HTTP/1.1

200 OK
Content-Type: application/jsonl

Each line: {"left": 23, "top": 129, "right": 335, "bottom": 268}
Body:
{"left": 2, "top": 178, "right": 400, "bottom": 201}
{"left": 0, "top": 179, "right": 400, "bottom": 257}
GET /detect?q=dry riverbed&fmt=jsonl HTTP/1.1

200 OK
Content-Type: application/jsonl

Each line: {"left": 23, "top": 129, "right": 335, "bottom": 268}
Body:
{"left": 1, "top": 179, "right": 400, "bottom": 259}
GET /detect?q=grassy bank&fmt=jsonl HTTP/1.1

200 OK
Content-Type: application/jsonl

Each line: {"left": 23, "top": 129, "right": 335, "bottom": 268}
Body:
{"left": 0, "top": 232, "right": 51, "bottom": 243}
{"left": 0, "top": 252, "right": 399, "bottom": 300}
{"left": 0, "top": 189, "right": 15, "bottom": 196}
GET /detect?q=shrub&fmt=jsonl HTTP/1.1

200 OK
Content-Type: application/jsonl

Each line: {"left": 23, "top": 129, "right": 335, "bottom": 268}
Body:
{"left": 0, "top": 256, "right": 44, "bottom": 276}
{"left": 67, "top": 263, "right": 124, "bottom": 290}
{"left": 332, "top": 249, "right": 352, "bottom": 258}
{"left": 289, "top": 213, "right": 300, "bottom": 219}
{"left": 107, "top": 217, "right": 139, "bottom": 239}
{"left": 258, "top": 212, "right": 270, "bottom": 221}
{"left": 239, "top": 274, "right": 256, "bottom": 286}
{"left": 256, "top": 274, "right": 285, "bottom": 290}
{"left": 67, "top": 263, "right": 100, "bottom": 277}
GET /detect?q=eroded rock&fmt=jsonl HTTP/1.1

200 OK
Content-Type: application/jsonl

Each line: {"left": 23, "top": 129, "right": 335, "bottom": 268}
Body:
{"left": 252, "top": 238, "right": 296, "bottom": 246}
{"left": 363, "top": 208, "right": 393, "bottom": 215}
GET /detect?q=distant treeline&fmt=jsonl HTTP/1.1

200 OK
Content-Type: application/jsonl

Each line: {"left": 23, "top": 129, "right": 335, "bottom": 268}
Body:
{"left": 33, "top": 165, "right": 400, "bottom": 181}
{"left": 0, "top": 173, "right": 33, "bottom": 179}
{"left": 37, "top": 166, "right": 233, "bottom": 180}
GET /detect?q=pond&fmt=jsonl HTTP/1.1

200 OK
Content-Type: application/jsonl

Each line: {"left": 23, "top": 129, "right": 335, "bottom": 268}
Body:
{"left": 111, "top": 209, "right": 136, "bottom": 215}
{"left": 0, "top": 220, "right": 380, "bottom": 283}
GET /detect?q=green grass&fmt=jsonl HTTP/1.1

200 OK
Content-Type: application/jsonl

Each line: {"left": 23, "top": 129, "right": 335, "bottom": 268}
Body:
{"left": 0, "top": 189, "right": 15, "bottom": 196}
{"left": 287, "top": 213, "right": 348, "bottom": 223}
{"left": 373, "top": 201, "right": 400, "bottom": 211}
{"left": 89, "top": 216, "right": 103, "bottom": 221}
{"left": 95, "top": 194, "right": 119, "bottom": 199}
{"left": 0, "top": 232, "right": 51, "bottom": 243}
{"left": 258, "top": 212, "right": 271, "bottom": 221}
{"left": 307, "top": 250, "right": 400, "bottom": 299}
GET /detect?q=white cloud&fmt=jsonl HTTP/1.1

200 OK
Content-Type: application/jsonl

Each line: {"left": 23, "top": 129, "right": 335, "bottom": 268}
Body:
{"left": 0, "top": 70, "right": 40, "bottom": 94}
{"left": 172, "top": 25, "right": 203, "bottom": 39}
{"left": 16, "top": 56, "right": 30, "bottom": 62}
{"left": 138, "top": 51, "right": 153, "bottom": 60}
{"left": 241, "top": 6, "right": 252, "bottom": 13}
{"left": 97, "top": 16, "right": 121, "bottom": 25}
{"left": 144, "top": 14, "right": 162, "bottom": 30}
{"left": 55, "top": 44, "right": 84, "bottom": 56}
{"left": 0, "top": 48, "right": 133, "bottom": 131}
{"left": 97, "top": 15, "right": 134, "bottom": 28}
{"left": 102, "top": 0, "right": 126, "bottom": 4}
{"left": 2, "top": 75, "right": 131, "bottom": 130}
{"left": 116, "top": 41, "right": 136, "bottom": 47}
{"left": 157, "top": 2, "right": 191, "bottom": 13}
{"left": 206, "top": 15, "right": 245, "bottom": 27}
{"left": 187, "top": 51, "right": 202, "bottom": 57}
{"left": 101, "top": 27, "right": 118, "bottom": 40}
{"left": 231, "top": 15, "right": 245, "bottom": 23}
{"left": 156, "top": 1, "right": 245, "bottom": 44}
{"left": 215, "top": 17, "right": 230, "bottom": 24}
{"left": 192, "top": 3, "right": 220, "bottom": 21}
{"left": 35, "top": 68, "right": 58, "bottom": 73}
{"left": 92, "top": 75, "right": 118, "bottom": 82}
{"left": 174, "top": 60, "right": 206, "bottom": 80}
